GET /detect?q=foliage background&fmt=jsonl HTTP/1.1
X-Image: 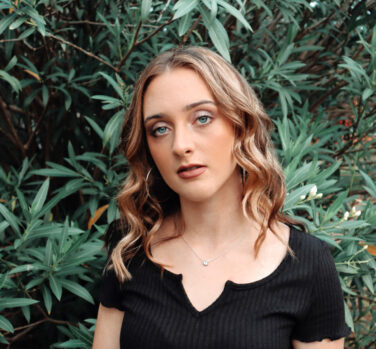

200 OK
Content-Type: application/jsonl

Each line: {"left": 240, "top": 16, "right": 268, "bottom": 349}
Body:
{"left": 0, "top": 0, "right": 375, "bottom": 348}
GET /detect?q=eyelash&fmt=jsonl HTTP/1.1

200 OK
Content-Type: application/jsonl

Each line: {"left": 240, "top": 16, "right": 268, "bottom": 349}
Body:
{"left": 149, "top": 112, "right": 213, "bottom": 137}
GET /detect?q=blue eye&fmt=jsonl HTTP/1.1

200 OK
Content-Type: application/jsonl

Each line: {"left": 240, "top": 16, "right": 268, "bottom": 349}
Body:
{"left": 152, "top": 126, "right": 168, "bottom": 136}
{"left": 197, "top": 115, "right": 211, "bottom": 125}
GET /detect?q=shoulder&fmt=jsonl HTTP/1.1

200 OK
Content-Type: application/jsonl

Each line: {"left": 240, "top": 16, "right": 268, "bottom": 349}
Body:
{"left": 287, "top": 226, "right": 343, "bottom": 303}
{"left": 290, "top": 225, "right": 329, "bottom": 258}
{"left": 288, "top": 225, "right": 338, "bottom": 281}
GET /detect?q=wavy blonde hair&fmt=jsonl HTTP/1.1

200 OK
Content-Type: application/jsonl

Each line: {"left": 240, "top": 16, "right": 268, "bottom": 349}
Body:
{"left": 107, "top": 46, "right": 302, "bottom": 281}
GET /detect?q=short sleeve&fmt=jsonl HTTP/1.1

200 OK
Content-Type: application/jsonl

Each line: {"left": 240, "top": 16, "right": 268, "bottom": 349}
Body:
{"left": 292, "top": 241, "right": 351, "bottom": 342}
{"left": 99, "top": 267, "right": 125, "bottom": 311}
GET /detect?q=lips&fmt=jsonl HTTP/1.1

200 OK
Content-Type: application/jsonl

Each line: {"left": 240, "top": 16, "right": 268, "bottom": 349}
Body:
{"left": 177, "top": 164, "right": 206, "bottom": 179}
{"left": 178, "top": 164, "right": 203, "bottom": 173}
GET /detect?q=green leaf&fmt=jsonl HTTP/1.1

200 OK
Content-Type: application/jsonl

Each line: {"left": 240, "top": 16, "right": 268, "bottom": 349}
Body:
{"left": 15, "top": 188, "right": 30, "bottom": 221}
{"left": 0, "top": 221, "right": 10, "bottom": 234}
{"left": 284, "top": 184, "right": 314, "bottom": 211}
{"left": 360, "top": 169, "right": 376, "bottom": 199}
{"left": 0, "top": 13, "right": 17, "bottom": 36}
{"left": 30, "top": 178, "right": 50, "bottom": 216}
{"left": 173, "top": 0, "right": 199, "bottom": 20}
{"left": 4, "top": 56, "right": 17, "bottom": 72}
{"left": 23, "top": 6, "right": 46, "bottom": 36}
{"left": 361, "top": 274, "right": 374, "bottom": 294}
{"left": 323, "top": 190, "right": 348, "bottom": 222}
{"left": 0, "top": 69, "right": 22, "bottom": 93}
{"left": 200, "top": 7, "right": 230, "bottom": 62}
{"left": 54, "top": 339, "right": 86, "bottom": 348}
{"left": 61, "top": 279, "right": 94, "bottom": 304}
{"left": 216, "top": 0, "right": 252, "bottom": 31}
{"left": 21, "top": 306, "right": 30, "bottom": 323}
{"left": 59, "top": 217, "right": 69, "bottom": 257}
{"left": 8, "top": 263, "right": 48, "bottom": 275}
{"left": 344, "top": 301, "right": 354, "bottom": 332}
{"left": 18, "top": 26, "right": 35, "bottom": 39}
{"left": 315, "top": 234, "right": 342, "bottom": 250}
{"left": 85, "top": 116, "right": 103, "bottom": 141}
{"left": 44, "top": 239, "right": 53, "bottom": 266}
{"left": 42, "top": 284, "right": 52, "bottom": 315}
{"left": 336, "top": 265, "right": 358, "bottom": 274}
{"left": 34, "top": 180, "right": 85, "bottom": 219}
{"left": 0, "top": 203, "right": 21, "bottom": 236}
{"left": 9, "top": 17, "right": 26, "bottom": 30}
{"left": 0, "top": 315, "right": 14, "bottom": 333}
{"left": 362, "top": 88, "right": 374, "bottom": 101}
{"left": 25, "top": 277, "right": 44, "bottom": 290}
{"left": 42, "top": 85, "right": 49, "bottom": 105}
{"left": 103, "top": 110, "right": 124, "bottom": 153}
{"left": 178, "top": 13, "right": 192, "bottom": 37}
{"left": 32, "top": 163, "right": 80, "bottom": 178}
{"left": 98, "top": 72, "right": 124, "bottom": 99}
{"left": 49, "top": 274, "right": 63, "bottom": 300}
{"left": 141, "top": 0, "right": 152, "bottom": 21}
{"left": 0, "top": 298, "right": 39, "bottom": 310}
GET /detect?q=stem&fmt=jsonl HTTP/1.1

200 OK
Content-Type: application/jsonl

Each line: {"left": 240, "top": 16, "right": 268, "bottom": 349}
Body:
{"left": 49, "top": 34, "right": 117, "bottom": 72}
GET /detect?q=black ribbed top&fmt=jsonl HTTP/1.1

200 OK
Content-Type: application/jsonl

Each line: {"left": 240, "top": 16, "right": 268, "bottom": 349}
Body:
{"left": 100, "top": 226, "right": 351, "bottom": 348}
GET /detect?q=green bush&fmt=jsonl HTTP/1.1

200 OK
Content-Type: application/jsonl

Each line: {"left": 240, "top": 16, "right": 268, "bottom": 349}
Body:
{"left": 0, "top": 0, "right": 375, "bottom": 347}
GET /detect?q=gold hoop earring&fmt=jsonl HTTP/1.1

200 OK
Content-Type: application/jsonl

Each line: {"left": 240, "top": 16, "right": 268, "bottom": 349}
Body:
{"left": 145, "top": 168, "right": 152, "bottom": 197}
{"left": 241, "top": 168, "right": 247, "bottom": 186}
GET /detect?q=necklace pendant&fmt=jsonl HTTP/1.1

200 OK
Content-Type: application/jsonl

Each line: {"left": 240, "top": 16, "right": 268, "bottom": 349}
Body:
{"left": 202, "top": 260, "right": 209, "bottom": 266}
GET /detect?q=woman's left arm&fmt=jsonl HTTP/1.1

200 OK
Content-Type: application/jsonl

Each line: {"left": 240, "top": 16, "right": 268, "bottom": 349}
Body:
{"left": 293, "top": 338, "right": 344, "bottom": 349}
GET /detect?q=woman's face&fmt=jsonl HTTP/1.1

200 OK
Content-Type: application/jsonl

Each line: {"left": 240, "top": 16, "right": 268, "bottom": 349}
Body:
{"left": 143, "top": 67, "right": 239, "bottom": 203}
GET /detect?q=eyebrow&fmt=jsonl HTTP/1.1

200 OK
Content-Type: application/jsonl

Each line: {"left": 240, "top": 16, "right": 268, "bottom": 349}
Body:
{"left": 143, "top": 100, "right": 216, "bottom": 124}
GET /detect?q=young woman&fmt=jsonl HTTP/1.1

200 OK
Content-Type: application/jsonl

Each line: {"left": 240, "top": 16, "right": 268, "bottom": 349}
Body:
{"left": 93, "top": 47, "right": 351, "bottom": 349}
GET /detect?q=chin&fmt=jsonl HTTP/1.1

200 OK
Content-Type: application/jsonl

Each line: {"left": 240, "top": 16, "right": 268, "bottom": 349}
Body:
{"left": 175, "top": 184, "right": 223, "bottom": 203}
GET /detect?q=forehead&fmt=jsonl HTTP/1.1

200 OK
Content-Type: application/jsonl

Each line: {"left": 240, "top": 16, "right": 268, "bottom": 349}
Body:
{"left": 142, "top": 68, "right": 215, "bottom": 118}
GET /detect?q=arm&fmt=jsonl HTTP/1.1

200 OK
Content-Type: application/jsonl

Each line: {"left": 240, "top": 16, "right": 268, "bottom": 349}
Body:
{"left": 293, "top": 338, "right": 345, "bottom": 349}
{"left": 92, "top": 303, "right": 124, "bottom": 349}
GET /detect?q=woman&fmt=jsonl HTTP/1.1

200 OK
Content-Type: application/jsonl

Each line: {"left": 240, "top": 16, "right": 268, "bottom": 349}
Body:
{"left": 93, "top": 47, "right": 351, "bottom": 348}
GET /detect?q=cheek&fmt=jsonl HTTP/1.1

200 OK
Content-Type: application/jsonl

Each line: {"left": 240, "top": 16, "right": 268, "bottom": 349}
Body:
{"left": 210, "top": 124, "right": 235, "bottom": 159}
{"left": 147, "top": 140, "right": 171, "bottom": 173}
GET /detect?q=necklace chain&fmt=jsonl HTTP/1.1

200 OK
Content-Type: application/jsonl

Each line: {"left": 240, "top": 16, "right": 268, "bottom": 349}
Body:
{"left": 181, "top": 233, "right": 245, "bottom": 267}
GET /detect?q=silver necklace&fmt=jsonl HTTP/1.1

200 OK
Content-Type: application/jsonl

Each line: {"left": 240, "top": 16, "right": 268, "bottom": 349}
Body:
{"left": 181, "top": 233, "right": 245, "bottom": 267}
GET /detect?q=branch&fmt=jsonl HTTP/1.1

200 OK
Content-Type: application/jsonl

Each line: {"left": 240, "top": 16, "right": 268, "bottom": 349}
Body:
{"left": 0, "top": 37, "right": 24, "bottom": 43}
{"left": 0, "top": 96, "right": 26, "bottom": 157}
{"left": 309, "top": 81, "right": 348, "bottom": 112}
{"left": 60, "top": 19, "right": 159, "bottom": 28}
{"left": 179, "top": 15, "right": 202, "bottom": 47}
{"left": 116, "top": 21, "right": 142, "bottom": 72}
{"left": 116, "top": 16, "right": 174, "bottom": 72}
{"left": 49, "top": 34, "right": 117, "bottom": 72}
{"left": 135, "top": 17, "right": 174, "bottom": 47}
{"left": 335, "top": 113, "right": 376, "bottom": 157}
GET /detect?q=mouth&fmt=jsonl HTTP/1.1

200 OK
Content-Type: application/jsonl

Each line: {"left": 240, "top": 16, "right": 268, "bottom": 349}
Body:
{"left": 177, "top": 164, "right": 205, "bottom": 173}
{"left": 177, "top": 164, "right": 206, "bottom": 179}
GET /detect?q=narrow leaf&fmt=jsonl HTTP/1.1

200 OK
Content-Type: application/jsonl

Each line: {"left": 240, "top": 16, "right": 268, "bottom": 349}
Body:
{"left": 61, "top": 280, "right": 94, "bottom": 304}
{"left": 30, "top": 178, "right": 50, "bottom": 216}
{"left": 173, "top": 0, "right": 199, "bottom": 20}
{"left": 0, "top": 203, "right": 21, "bottom": 236}
{"left": 0, "top": 315, "right": 14, "bottom": 333}
{"left": 141, "top": 0, "right": 152, "bottom": 21}
{"left": 0, "top": 298, "right": 39, "bottom": 310}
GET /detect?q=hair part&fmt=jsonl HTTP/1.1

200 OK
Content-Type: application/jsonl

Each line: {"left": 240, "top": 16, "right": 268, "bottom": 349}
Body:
{"left": 107, "top": 46, "right": 304, "bottom": 282}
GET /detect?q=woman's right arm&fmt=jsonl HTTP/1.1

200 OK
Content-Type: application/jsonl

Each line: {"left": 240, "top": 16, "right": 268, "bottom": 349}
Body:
{"left": 92, "top": 303, "right": 124, "bottom": 349}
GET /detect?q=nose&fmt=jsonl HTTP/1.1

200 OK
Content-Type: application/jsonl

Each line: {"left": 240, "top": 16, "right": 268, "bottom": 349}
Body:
{"left": 172, "top": 125, "right": 193, "bottom": 157}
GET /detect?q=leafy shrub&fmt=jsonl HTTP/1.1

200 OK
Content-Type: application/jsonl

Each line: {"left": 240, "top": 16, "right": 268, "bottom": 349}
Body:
{"left": 0, "top": 0, "right": 375, "bottom": 347}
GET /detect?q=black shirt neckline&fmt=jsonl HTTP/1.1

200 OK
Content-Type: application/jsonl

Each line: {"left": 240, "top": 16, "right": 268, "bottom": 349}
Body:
{"left": 146, "top": 226, "right": 298, "bottom": 315}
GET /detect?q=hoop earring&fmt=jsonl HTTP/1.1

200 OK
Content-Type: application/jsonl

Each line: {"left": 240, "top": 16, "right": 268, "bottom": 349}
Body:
{"left": 145, "top": 168, "right": 152, "bottom": 197}
{"left": 241, "top": 168, "right": 247, "bottom": 187}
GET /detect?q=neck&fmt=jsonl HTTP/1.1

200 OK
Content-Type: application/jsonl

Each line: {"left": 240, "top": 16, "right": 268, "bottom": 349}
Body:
{"left": 177, "top": 177, "right": 255, "bottom": 249}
